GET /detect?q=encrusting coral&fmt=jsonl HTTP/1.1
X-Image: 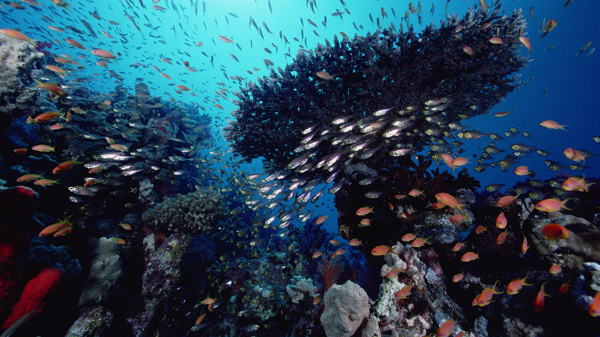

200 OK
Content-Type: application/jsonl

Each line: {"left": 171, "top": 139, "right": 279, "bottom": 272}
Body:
{"left": 142, "top": 188, "right": 226, "bottom": 234}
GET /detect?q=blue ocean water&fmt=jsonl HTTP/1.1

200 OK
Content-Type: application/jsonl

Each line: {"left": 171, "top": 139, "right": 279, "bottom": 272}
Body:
{"left": 1, "top": 0, "right": 599, "bottom": 336}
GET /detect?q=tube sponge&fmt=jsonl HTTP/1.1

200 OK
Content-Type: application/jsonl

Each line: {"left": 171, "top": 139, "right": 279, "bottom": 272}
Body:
{"left": 320, "top": 280, "right": 370, "bottom": 337}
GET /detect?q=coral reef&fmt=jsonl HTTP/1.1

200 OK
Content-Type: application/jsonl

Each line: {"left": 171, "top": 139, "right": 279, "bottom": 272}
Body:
{"left": 286, "top": 275, "right": 319, "bottom": 304}
{"left": 0, "top": 35, "right": 44, "bottom": 119}
{"left": 78, "top": 237, "right": 122, "bottom": 306}
{"left": 320, "top": 280, "right": 377, "bottom": 337}
{"left": 142, "top": 188, "right": 226, "bottom": 234}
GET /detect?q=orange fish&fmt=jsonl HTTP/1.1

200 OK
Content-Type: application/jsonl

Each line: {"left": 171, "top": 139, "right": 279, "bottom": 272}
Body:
{"left": 496, "top": 230, "right": 508, "bottom": 245}
{"left": 489, "top": 37, "right": 503, "bottom": 45}
{"left": 539, "top": 120, "right": 566, "bottom": 130}
{"left": 349, "top": 238, "right": 362, "bottom": 246}
{"left": 563, "top": 148, "right": 586, "bottom": 163}
{"left": 461, "top": 252, "right": 479, "bottom": 262}
{"left": 558, "top": 282, "right": 571, "bottom": 295}
{"left": 437, "top": 319, "right": 455, "bottom": 337}
{"left": 541, "top": 19, "right": 557, "bottom": 38}
{"left": 514, "top": 166, "right": 531, "bottom": 176}
{"left": 92, "top": 49, "right": 117, "bottom": 59}
{"left": 332, "top": 249, "right": 346, "bottom": 258}
{"left": 549, "top": 264, "right": 562, "bottom": 274}
{"left": 535, "top": 198, "right": 570, "bottom": 212}
{"left": 522, "top": 234, "right": 529, "bottom": 254}
{"left": 39, "top": 216, "right": 73, "bottom": 237}
{"left": 17, "top": 173, "right": 44, "bottom": 182}
{"left": 0, "top": 28, "right": 37, "bottom": 46}
{"left": 65, "top": 38, "right": 86, "bottom": 50}
{"left": 34, "top": 80, "right": 67, "bottom": 97}
{"left": 194, "top": 314, "right": 206, "bottom": 325}
{"left": 506, "top": 277, "right": 532, "bottom": 295}
{"left": 474, "top": 281, "right": 502, "bottom": 307}
{"left": 32, "top": 144, "right": 55, "bottom": 152}
{"left": 475, "top": 225, "right": 487, "bottom": 234}
{"left": 312, "top": 251, "right": 322, "bottom": 259}
{"left": 411, "top": 237, "right": 430, "bottom": 248}
{"left": 201, "top": 297, "right": 216, "bottom": 310}
{"left": 435, "top": 193, "right": 465, "bottom": 212}
{"left": 519, "top": 35, "right": 532, "bottom": 52}
{"left": 589, "top": 291, "right": 600, "bottom": 317}
{"left": 13, "top": 148, "right": 27, "bottom": 154}
{"left": 452, "top": 242, "right": 465, "bottom": 252}
{"left": 401, "top": 233, "right": 416, "bottom": 242}
{"left": 561, "top": 176, "right": 593, "bottom": 192}
{"left": 110, "top": 238, "right": 126, "bottom": 245}
{"left": 462, "top": 45, "right": 474, "bottom": 56}
{"left": 329, "top": 239, "right": 340, "bottom": 245}
{"left": 541, "top": 223, "right": 569, "bottom": 240}
{"left": 52, "top": 156, "right": 82, "bottom": 174}
{"left": 33, "top": 109, "right": 61, "bottom": 123}
{"left": 534, "top": 283, "right": 549, "bottom": 312}
{"left": 395, "top": 285, "right": 412, "bottom": 299}
{"left": 315, "top": 215, "right": 328, "bottom": 225}
{"left": 449, "top": 214, "right": 468, "bottom": 224}
{"left": 452, "top": 272, "right": 464, "bottom": 283}
{"left": 45, "top": 65, "right": 67, "bottom": 78}
{"left": 495, "top": 212, "right": 507, "bottom": 229}
{"left": 356, "top": 206, "right": 374, "bottom": 216}
{"left": 34, "top": 178, "right": 60, "bottom": 186}
{"left": 371, "top": 245, "right": 391, "bottom": 256}
{"left": 497, "top": 195, "right": 518, "bottom": 208}
{"left": 316, "top": 71, "right": 335, "bottom": 80}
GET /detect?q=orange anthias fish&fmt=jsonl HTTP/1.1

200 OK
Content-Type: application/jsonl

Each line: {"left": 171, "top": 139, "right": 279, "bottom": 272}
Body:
{"left": 522, "top": 234, "right": 529, "bottom": 254}
{"left": 541, "top": 223, "right": 569, "bottom": 240}
{"left": 496, "top": 194, "right": 519, "bottom": 208}
{"left": 435, "top": 193, "right": 465, "bottom": 213}
{"left": 461, "top": 252, "right": 479, "bottom": 262}
{"left": 496, "top": 230, "right": 508, "bottom": 245}
{"left": 495, "top": 212, "right": 507, "bottom": 229}
{"left": 506, "top": 276, "right": 532, "bottom": 295}
{"left": 563, "top": 148, "right": 586, "bottom": 163}
{"left": 474, "top": 281, "right": 502, "bottom": 307}
{"left": 561, "top": 176, "right": 593, "bottom": 192}
{"left": 92, "top": 49, "right": 117, "bottom": 59}
{"left": 371, "top": 245, "right": 391, "bottom": 256}
{"left": 535, "top": 198, "right": 571, "bottom": 212}
{"left": 356, "top": 206, "right": 374, "bottom": 216}
{"left": 39, "top": 216, "right": 73, "bottom": 237}
{"left": 437, "top": 319, "right": 455, "bottom": 337}
{"left": 395, "top": 285, "right": 412, "bottom": 300}
{"left": 52, "top": 156, "right": 82, "bottom": 174}
{"left": 34, "top": 80, "right": 67, "bottom": 97}
{"left": 541, "top": 19, "right": 557, "bottom": 38}
{"left": 534, "top": 282, "right": 549, "bottom": 312}
{"left": 519, "top": 35, "right": 532, "bottom": 52}
{"left": 0, "top": 28, "right": 37, "bottom": 46}
{"left": 201, "top": 297, "right": 216, "bottom": 310}
{"left": 411, "top": 237, "right": 430, "bottom": 248}
{"left": 349, "top": 238, "right": 362, "bottom": 246}
{"left": 589, "top": 291, "right": 600, "bottom": 317}
{"left": 539, "top": 120, "right": 566, "bottom": 130}
{"left": 401, "top": 233, "right": 416, "bottom": 242}
{"left": 316, "top": 71, "right": 335, "bottom": 80}
{"left": 315, "top": 215, "right": 329, "bottom": 225}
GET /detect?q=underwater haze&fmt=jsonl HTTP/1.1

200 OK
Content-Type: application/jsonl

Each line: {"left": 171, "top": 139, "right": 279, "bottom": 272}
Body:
{"left": 0, "top": 0, "right": 600, "bottom": 336}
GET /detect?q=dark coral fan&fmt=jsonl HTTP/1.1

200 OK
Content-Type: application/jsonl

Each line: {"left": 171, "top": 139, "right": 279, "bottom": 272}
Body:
{"left": 226, "top": 7, "right": 528, "bottom": 176}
